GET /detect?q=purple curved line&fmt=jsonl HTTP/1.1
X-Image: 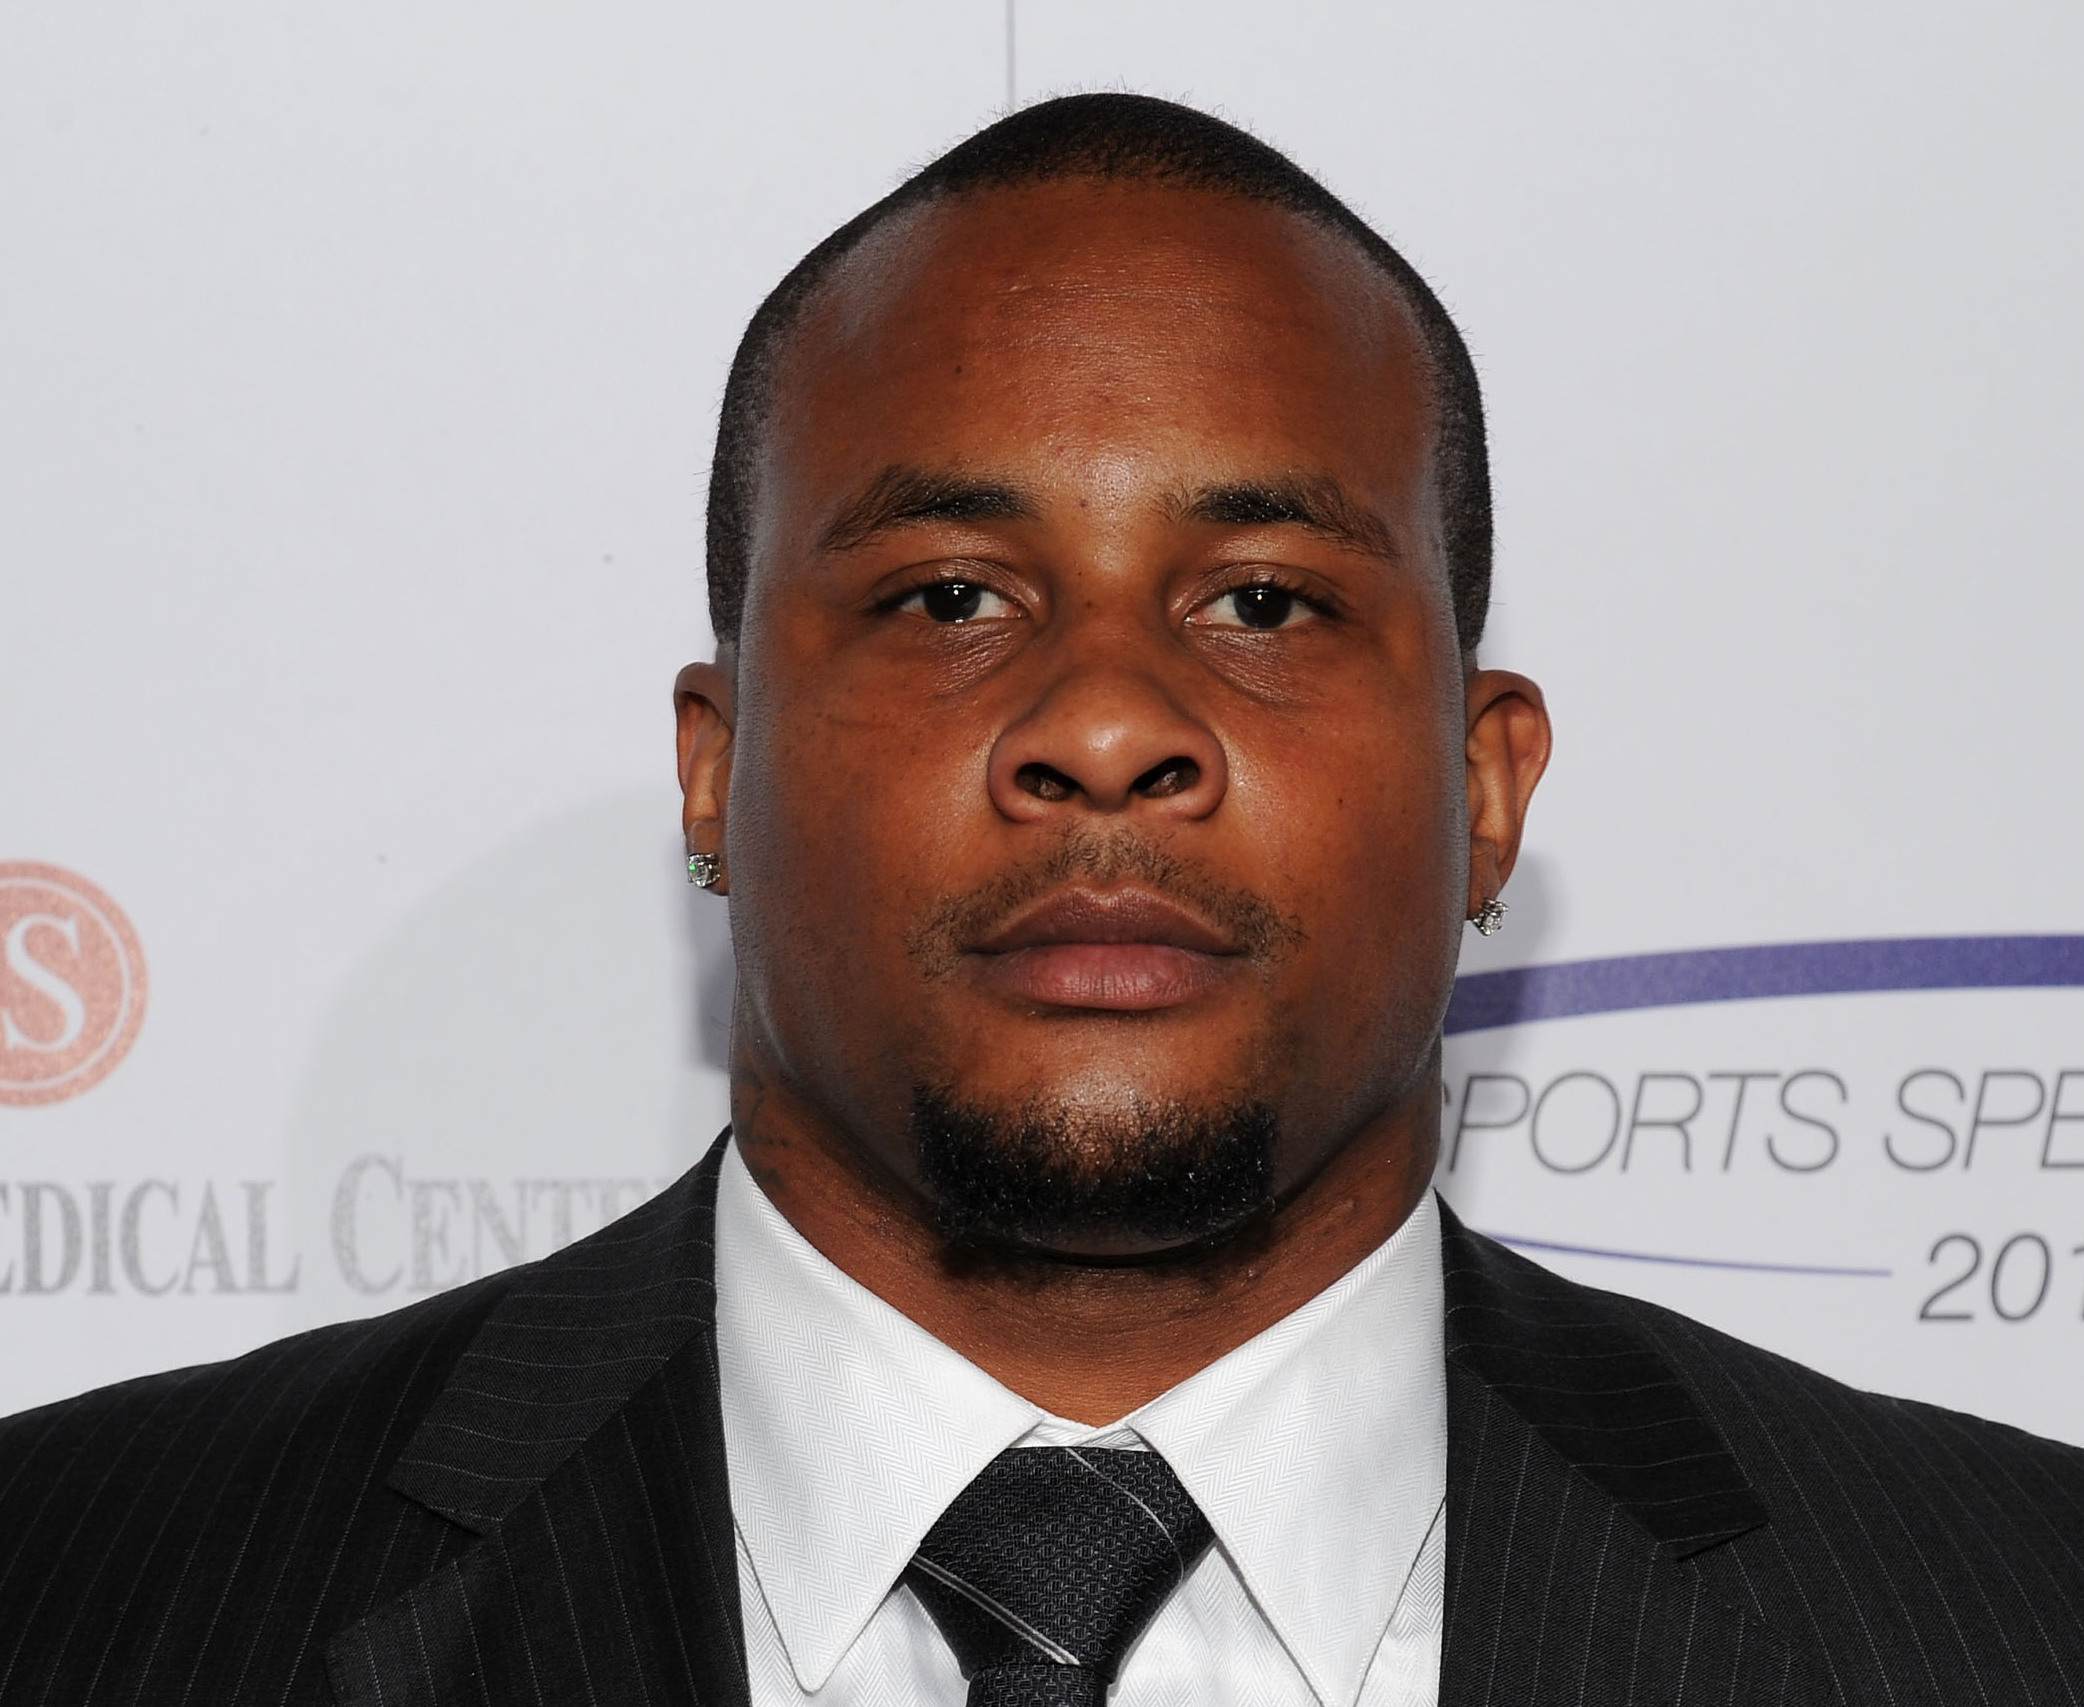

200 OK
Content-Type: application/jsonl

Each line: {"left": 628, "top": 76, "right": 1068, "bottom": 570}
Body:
{"left": 1445, "top": 935, "right": 2084, "bottom": 1036}
{"left": 1487, "top": 1233, "right": 1890, "bottom": 1279}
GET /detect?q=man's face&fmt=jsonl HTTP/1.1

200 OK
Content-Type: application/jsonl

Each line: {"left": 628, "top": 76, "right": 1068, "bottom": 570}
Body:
{"left": 702, "top": 181, "right": 1485, "bottom": 1254}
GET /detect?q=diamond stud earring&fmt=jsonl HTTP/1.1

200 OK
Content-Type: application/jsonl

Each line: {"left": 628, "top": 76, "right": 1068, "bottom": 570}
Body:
{"left": 687, "top": 851, "right": 722, "bottom": 889}
{"left": 1472, "top": 896, "right": 1507, "bottom": 936}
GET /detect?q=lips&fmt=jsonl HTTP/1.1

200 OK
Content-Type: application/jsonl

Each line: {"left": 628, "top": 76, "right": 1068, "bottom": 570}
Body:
{"left": 969, "top": 888, "right": 1241, "bottom": 1011}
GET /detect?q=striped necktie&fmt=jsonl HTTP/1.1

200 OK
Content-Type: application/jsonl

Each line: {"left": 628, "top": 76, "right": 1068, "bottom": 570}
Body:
{"left": 904, "top": 1446, "right": 1215, "bottom": 1706}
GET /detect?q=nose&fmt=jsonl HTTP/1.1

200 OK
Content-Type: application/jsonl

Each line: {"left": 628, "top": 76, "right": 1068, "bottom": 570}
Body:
{"left": 986, "top": 659, "right": 1229, "bottom": 824}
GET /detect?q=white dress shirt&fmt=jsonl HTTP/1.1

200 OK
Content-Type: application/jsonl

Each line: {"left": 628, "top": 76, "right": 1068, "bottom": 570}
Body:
{"left": 714, "top": 1139, "right": 1446, "bottom": 1706}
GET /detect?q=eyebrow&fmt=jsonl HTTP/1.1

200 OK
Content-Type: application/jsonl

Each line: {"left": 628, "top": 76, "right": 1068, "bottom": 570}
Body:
{"left": 818, "top": 466, "right": 1038, "bottom": 553}
{"left": 1169, "top": 474, "right": 1401, "bottom": 563}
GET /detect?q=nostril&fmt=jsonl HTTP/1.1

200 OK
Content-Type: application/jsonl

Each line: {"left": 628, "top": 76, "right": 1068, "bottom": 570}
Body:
{"left": 1132, "top": 757, "right": 1201, "bottom": 799}
{"left": 1016, "top": 762, "right": 1079, "bottom": 802}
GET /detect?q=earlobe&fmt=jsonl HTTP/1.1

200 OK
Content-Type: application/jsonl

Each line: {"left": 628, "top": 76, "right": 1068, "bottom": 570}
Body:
{"left": 676, "top": 658, "right": 737, "bottom": 895}
{"left": 1462, "top": 669, "right": 1552, "bottom": 920}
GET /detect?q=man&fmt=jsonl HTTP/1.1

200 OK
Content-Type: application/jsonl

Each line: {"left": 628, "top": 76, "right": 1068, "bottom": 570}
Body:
{"left": 1, "top": 93, "right": 2080, "bottom": 1706}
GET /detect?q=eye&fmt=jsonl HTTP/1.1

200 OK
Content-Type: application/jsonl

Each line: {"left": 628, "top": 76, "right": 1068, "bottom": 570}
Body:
{"left": 897, "top": 580, "right": 1015, "bottom": 623}
{"left": 1199, "top": 583, "right": 1309, "bottom": 630}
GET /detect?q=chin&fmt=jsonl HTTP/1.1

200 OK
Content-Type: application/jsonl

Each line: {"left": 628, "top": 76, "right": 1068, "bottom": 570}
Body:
{"left": 910, "top": 1082, "right": 1280, "bottom": 1256}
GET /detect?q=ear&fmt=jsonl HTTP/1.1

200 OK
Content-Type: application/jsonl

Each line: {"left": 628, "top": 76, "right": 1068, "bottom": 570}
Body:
{"left": 676, "top": 656, "right": 736, "bottom": 896}
{"left": 1464, "top": 669, "right": 1552, "bottom": 920}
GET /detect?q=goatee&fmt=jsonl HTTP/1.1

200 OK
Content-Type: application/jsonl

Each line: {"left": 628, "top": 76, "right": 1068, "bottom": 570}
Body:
{"left": 912, "top": 1085, "right": 1278, "bottom": 1253}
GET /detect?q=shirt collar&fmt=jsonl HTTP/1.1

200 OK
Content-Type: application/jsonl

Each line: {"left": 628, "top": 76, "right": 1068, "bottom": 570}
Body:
{"left": 714, "top": 1143, "right": 1042, "bottom": 1689}
{"left": 1125, "top": 1189, "right": 1445, "bottom": 1706}
{"left": 714, "top": 1139, "right": 1445, "bottom": 1704}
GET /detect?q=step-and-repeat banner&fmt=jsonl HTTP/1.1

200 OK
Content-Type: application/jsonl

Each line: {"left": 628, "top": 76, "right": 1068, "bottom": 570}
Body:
{"left": 6, "top": 4, "right": 2081, "bottom": 1442}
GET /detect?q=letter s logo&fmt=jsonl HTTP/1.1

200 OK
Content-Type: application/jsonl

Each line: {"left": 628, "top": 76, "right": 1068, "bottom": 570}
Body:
{"left": 3, "top": 913, "right": 87, "bottom": 1052}
{"left": 0, "top": 864, "right": 147, "bottom": 1106}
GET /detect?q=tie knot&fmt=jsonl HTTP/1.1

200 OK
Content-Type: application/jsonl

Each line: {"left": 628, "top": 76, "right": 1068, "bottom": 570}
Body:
{"left": 905, "top": 1447, "right": 1214, "bottom": 1707}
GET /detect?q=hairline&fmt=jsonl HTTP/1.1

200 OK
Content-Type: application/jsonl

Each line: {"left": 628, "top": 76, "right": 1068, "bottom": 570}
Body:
{"left": 709, "top": 162, "right": 1486, "bottom": 652}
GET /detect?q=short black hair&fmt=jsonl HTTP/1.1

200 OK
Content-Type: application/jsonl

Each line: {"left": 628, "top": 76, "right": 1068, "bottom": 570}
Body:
{"left": 705, "top": 93, "right": 1492, "bottom": 650}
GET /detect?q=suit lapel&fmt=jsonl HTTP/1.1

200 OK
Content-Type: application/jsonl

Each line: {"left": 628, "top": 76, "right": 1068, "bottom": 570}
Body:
{"left": 1437, "top": 1203, "right": 1819, "bottom": 1706}
{"left": 326, "top": 1138, "right": 748, "bottom": 1707}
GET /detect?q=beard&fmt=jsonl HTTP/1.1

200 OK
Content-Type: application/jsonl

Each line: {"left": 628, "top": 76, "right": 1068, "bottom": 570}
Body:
{"left": 912, "top": 1084, "right": 1279, "bottom": 1253}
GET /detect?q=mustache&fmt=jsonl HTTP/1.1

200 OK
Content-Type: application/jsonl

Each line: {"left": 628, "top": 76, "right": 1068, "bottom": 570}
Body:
{"left": 906, "top": 831, "right": 1304, "bottom": 974}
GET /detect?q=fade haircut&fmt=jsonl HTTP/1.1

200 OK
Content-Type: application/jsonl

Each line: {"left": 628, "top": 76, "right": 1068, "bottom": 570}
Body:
{"left": 705, "top": 93, "right": 1493, "bottom": 650}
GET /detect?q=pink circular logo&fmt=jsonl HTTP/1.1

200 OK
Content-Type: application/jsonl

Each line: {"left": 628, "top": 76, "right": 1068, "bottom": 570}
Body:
{"left": 0, "top": 862, "right": 148, "bottom": 1107}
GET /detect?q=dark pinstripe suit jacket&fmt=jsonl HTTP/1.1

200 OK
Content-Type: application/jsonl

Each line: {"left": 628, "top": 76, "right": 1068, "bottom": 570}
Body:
{"left": 3, "top": 1137, "right": 2082, "bottom": 1704}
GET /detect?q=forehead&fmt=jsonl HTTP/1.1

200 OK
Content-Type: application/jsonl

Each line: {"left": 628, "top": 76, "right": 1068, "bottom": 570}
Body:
{"left": 761, "top": 181, "right": 1437, "bottom": 530}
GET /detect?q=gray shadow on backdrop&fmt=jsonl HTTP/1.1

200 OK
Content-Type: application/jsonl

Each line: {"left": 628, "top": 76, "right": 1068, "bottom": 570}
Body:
{"left": 285, "top": 788, "right": 735, "bottom": 1234}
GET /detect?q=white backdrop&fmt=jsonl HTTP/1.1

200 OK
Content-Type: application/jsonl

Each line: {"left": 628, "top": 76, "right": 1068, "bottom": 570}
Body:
{"left": 5, "top": 3, "right": 2081, "bottom": 1441}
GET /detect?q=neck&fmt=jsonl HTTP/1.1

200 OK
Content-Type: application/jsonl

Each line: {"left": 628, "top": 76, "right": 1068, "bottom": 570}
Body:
{"left": 728, "top": 1062, "right": 1440, "bottom": 1425}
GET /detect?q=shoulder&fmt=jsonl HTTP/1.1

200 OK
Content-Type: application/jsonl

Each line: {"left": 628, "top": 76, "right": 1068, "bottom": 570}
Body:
{"left": 1441, "top": 1202, "right": 2084, "bottom": 1524}
{"left": 1608, "top": 1273, "right": 2084, "bottom": 1546}
{"left": 1612, "top": 1283, "right": 2084, "bottom": 1690}
{"left": 1443, "top": 1208, "right": 2084, "bottom": 1691}
{"left": 0, "top": 1268, "right": 509, "bottom": 1701}
{"left": 0, "top": 1151, "right": 720, "bottom": 1703}
{"left": 0, "top": 1261, "right": 503, "bottom": 1518}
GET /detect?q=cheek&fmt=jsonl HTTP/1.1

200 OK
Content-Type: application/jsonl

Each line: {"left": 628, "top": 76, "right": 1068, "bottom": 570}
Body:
{"left": 1239, "top": 686, "right": 1461, "bottom": 899}
{"left": 725, "top": 672, "right": 981, "bottom": 998}
{"left": 1233, "top": 690, "right": 1465, "bottom": 1039}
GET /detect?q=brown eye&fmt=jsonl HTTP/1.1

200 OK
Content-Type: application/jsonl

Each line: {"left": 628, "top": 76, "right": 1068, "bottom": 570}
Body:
{"left": 903, "top": 581, "right": 1010, "bottom": 623}
{"left": 1218, "top": 585, "right": 1298, "bottom": 629}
